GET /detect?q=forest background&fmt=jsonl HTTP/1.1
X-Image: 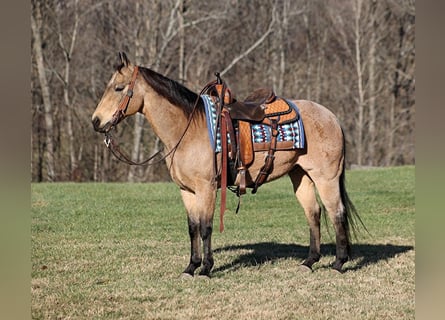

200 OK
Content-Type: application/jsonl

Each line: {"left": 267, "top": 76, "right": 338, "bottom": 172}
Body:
{"left": 31, "top": 0, "right": 415, "bottom": 182}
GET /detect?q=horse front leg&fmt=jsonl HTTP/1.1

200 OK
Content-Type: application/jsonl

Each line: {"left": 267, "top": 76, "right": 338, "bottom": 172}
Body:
{"left": 199, "top": 216, "right": 214, "bottom": 277}
{"left": 183, "top": 216, "right": 202, "bottom": 277}
{"left": 180, "top": 187, "right": 216, "bottom": 277}
{"left": 198, "top": 186, "right": 216, "bottom": 277}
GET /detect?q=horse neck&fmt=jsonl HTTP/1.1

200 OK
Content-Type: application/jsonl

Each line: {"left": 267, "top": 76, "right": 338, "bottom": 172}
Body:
{"left": 140, "top": 86, "right": 202, "bottom": 151}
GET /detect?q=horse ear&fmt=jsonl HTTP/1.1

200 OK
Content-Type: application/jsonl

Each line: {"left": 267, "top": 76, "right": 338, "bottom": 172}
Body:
{"left": 118, "top": 52, "right": 130, "bottom": 67}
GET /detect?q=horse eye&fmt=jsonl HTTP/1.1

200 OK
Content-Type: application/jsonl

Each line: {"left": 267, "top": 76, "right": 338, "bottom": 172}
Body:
{"left": 115, "top": 84, "right": 125, "bottom": 92}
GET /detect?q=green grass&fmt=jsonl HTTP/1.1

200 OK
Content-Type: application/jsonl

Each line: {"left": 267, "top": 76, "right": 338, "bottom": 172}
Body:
{"left": 31, "top": 166, "right": 414, "bottom": 319}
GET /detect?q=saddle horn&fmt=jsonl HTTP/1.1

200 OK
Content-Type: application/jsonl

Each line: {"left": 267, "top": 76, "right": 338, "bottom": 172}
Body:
{"left": 215, "top": 72, "right": 222, "bottom": 84}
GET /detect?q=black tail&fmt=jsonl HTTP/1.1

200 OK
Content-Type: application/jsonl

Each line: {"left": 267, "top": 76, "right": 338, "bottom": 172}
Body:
{"left": 339, "top": 165, "right": 368, "bottom": 241}
{"left": 339, "top": 129, "right": 368, "bottom": 241}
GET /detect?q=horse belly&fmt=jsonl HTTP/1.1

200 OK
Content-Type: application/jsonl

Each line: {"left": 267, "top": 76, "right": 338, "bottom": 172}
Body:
{"left": 236, "top": 149, "right": 299, "bottom": 186}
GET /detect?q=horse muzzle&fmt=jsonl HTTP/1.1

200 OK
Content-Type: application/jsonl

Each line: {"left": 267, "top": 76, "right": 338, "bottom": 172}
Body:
{"left": 92, "top": 116, "right": 113, "bottom": 133}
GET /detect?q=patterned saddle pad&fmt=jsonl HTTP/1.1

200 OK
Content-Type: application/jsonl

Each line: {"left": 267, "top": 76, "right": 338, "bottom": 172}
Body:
{"left": 201, "top": 94, "right": 305, "bottom": 153}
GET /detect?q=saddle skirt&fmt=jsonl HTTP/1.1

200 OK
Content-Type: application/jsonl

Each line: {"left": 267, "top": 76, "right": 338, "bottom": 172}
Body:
{"left": 202, "top": 94, "right": 305, "bottom": 153}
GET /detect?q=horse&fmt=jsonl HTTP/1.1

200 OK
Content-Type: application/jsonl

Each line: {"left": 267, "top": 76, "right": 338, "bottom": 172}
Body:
{"left": 91, "top": 52, "right": 364, "bottom": 276}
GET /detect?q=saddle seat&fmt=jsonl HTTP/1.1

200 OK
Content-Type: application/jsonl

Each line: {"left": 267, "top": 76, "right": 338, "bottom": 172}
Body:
{"left": 225, "top": 88, "right": 276, "bottom": 121}
{"left": 226, "top": 88, "right": 298, "bottom": 125}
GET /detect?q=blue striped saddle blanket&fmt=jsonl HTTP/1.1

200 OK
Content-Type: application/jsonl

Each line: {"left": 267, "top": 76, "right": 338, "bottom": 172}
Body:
{"left": 201, "top": 95, "right": 305, "bottom": 153}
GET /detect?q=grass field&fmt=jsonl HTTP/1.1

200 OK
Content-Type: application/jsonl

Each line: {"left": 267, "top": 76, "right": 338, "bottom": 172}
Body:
{"left": 31, "top": 166, "right": 415, "bottom": 319}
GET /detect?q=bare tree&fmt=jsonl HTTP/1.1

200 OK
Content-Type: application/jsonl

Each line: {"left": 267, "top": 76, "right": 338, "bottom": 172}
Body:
{"left": 385, "top": 0, "right": 415, "bottom": 165}
{"left": 366, "top": 0, "right": 378, "bottom": 166}
{"left": 52, "top": 0, "right": 81, "bottom": 179}
{"left": 127, "top": 1, "right": 149, "bottom": 182}
{"left": 219, "top": 8, "right": 275, "bottom": 77}
{"left": 31, "top": 0, "right": 55, "bottom": 181}
{"left": 353, "top": 0, "right": 365, "bottom": 166}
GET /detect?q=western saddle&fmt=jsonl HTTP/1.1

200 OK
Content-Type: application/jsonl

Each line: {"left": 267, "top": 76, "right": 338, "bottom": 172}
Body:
{"left": 202, "top": 73, "right": 299, "bottom": 231}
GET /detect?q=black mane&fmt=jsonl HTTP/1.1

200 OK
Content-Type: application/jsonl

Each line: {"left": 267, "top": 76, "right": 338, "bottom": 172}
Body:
{"left": 137, "top": 66, "right": 204, "bottom": 117}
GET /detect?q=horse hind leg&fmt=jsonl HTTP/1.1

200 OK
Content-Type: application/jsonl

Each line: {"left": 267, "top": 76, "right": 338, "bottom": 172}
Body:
{"left": 314, "top": 176, "right": 351, "bottom": 272}
{"left": 289, "top": 167, "right": 322, "bottom": 271}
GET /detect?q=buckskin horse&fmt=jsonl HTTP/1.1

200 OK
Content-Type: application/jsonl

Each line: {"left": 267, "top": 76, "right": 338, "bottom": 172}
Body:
{"left": 91, "top": 52, "right": 365, "bottom": 276}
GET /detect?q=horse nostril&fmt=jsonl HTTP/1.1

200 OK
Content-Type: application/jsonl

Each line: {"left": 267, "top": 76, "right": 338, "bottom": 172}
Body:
{"left": 92, "top": 117, "right": 101, "bottom": 131}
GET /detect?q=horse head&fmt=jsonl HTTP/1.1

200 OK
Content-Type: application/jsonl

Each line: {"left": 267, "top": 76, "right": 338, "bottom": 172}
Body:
{"left": 91, "top": 52, "right": 143, "bottom": 133}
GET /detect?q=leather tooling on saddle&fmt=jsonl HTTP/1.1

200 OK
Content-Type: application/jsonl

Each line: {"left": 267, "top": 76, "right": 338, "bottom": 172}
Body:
{"left": 201, "top": 73, "right": 305, "bottom": 232}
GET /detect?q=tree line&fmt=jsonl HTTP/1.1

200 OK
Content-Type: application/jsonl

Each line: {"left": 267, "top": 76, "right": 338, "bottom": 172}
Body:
{"left": 31, "top": 0, "right": 415, "bottom": 182}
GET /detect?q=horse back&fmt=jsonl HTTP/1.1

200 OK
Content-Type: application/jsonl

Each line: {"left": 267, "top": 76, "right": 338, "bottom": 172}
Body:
{"left": 292, "top": 99, "right": 345, "bottom": 176}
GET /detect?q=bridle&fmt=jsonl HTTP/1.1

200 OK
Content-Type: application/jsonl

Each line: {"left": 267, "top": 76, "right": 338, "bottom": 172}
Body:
{"left": 102, "top": 65, "right": 207, "bottom": 167}
{"left": 103, "top": 65, "right": 167, "bottom": 166}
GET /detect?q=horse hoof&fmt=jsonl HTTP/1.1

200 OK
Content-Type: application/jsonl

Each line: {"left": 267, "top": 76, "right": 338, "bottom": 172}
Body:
{"left": 180, "top": 272, "right": 194, "bottom": 280}
{"left": 197, "top": 274, "right": 211, "bottom": 280}
{"left": 299, "top": 264, "right": 313, "bottom": 273}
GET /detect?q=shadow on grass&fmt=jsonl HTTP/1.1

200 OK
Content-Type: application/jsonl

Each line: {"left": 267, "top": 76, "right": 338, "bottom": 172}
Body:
{"left": 213, "top": 242, "right": 414, "bottom": 274}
